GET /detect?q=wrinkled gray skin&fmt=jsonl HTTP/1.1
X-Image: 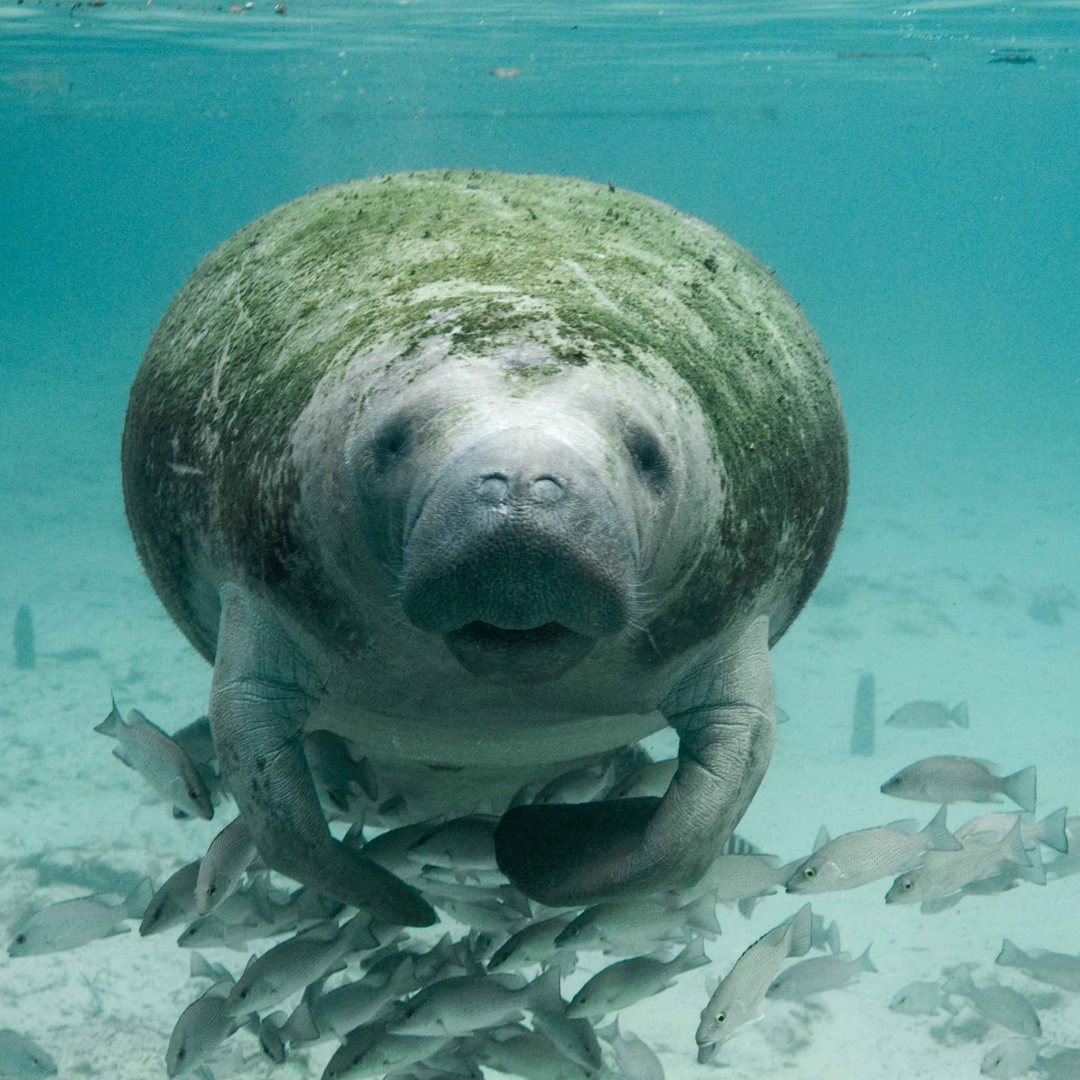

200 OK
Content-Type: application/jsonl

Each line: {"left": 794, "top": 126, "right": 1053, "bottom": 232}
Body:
{"left": 122, "top": 170, "right": 847, "bottom": 921}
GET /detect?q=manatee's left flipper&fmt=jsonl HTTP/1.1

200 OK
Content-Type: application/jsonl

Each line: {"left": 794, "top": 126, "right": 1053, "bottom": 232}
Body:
{"left": 496, "top": 615, "right": 775, "bottom": 906}
{"left": 209, "top": 583, "right": 436, "bottom": 927}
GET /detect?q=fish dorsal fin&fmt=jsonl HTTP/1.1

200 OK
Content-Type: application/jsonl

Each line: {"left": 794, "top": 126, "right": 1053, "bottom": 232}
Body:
{"left": 204, "top": 979, "right": 234, "bottom": 999}
{"left": 887, "top": 819, "right": 920, "bottom": 834}
{"left": 813, "top": 826, "right": 830, "bottom": 853}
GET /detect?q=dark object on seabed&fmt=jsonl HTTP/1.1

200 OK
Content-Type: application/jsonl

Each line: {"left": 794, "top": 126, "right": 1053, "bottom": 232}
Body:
{"left": 14, "top": 605, "right": 35, "bottom": 670}
{"left": 989, "top": 52, "right": 1036, "bottom": 64}
{"left": 851, "top": 672, "right": 875, "bottom": 756}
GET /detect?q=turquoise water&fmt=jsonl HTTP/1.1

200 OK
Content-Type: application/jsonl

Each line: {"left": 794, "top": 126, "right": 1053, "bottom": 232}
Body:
{"left": 2, "top": 3, "right": 1079, "bottom": 1079}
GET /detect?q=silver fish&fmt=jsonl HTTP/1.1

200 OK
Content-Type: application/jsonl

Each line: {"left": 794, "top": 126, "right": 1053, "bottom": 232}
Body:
{"left": 167, "top": 979, "right": 257, "bottom": 1077}
{"left": 533, "top": 762, "right": 614, "bottom": 805}
{"left": 0, "top": 1030, "right": 57, "bottom": 1078}
{"left": 674, "top": 853, "right": 801, "bottom": 917}
{"left": 943, "top": 966, "right": 1041, "bottom": 1036}
{"left": 996, "top": 938, "right": 1080, "bottom": 992}
{"left": 284, "top": 955, "right": 419, "bottom": 1044}
{"left": 406, "top": 816, "right": 500, "bottom": 872}
{"left": 786, "top": 806, "right": 960, "bottom": 894}
{"left": 8, "top": 878, "right": 153, "bottom": 956}
{"left": 391, "top": 967, "right": 562, "bottom": 1036}
{"left": 474, "top": 1028, "right": 593, "bottom": 1080}
{"left": 596, "top": 1017, "right": 663, "bottom": 1080}
{"left": 880, "top": 756, "right": 1036, "bottom": 812}
{"left": 321, "top": 1020, "right": 452, "bottom": 1080}
{"left": 885, "top": 700, "right": 969, "bottom": 729}
{"left": 765, "top": 944, "right": 876, "bottom": 1001}
{"left": 487, "top": 915, "right": 578, "bottom": 972}
{"left": 530, "top": 1009, "right": 602, "bottom": 1072}
{"left": 956, "top": 807, "right": 1069, "bottom": 853}
{"left": 886, "top": 819, "right": 1029, "bottom": 904}
{"left": 554, "top": 892, "right": 719, "bottom": 953}
{"left": 568, "top": 937, "right": 709, "bottom": 1019}
{"left": 606, "top": 758, "right": 678, "bottom": 801}
{"left": 981, "top": 1037, "right": 1040, "bottom": 1079}
{"left": 94, "top": 699, "right": 213, "bottom": 820}
{"left": 227, "top": 913, "right": 379, "bottom": 1015}
{"left": 695, "top": 904, "right": 812, "bottom": 1051}
{"left": 196, "top": 816, "right": 257, "bottom": 915}
{"left": 1038, "top": 1049, "right": 1080, "bottom": 1080}
{"left": 304, "top": 730, "right": 379, "bottom": 813}
{"left": 140, "top": 860, "right": 202, "bottom": 936}
{"left": 889, "top": 980, "right": 957, "bottom": 1016}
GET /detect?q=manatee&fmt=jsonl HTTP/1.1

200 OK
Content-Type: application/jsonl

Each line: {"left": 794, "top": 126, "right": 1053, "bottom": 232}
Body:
{"left": 121, "top": 170, "right": 847, "bottom": 921}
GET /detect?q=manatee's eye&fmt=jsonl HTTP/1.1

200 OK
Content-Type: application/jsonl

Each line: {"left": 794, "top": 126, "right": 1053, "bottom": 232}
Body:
{"left": 624, "top": 424, "right": 670, "bottom": 488}
{"left": 803, "top": 867, "right": 815, "bottom": 879}
{"left": 370, "top": 414, "right": 414, "bottom": 469}
{"left": 715, "top": 1012, "right": 725, "bottom": 1024}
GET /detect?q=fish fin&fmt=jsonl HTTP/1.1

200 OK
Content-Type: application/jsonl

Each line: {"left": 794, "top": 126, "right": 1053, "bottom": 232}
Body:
{"left": 94, "top": 696, "right": 124, "bottom": 737}
{"left": 281, "top": 996, "right": 321, "bottom": 1044}
{"left": 111, "top": 747, "right": 136, "bottom": 769}
{"left": 103, "top": 924, "right": 132, "bottom": 938}
{"left": 924, "top": 805, "right": 963, "bottom": 852}
{"left": 526, "top": 967, "right": 564, "bottom": 1013}
{"left": 950, "top": 701, "right": 969, "bottom": 728}
{"left": 352, "top": 756, "right": 379, "bottom": 802}
{"left": 204, "top": 979, "right": 234, "bottom": 999}
{"left": 681, "top": 891, "right": 722, "bottom": 936}
{"left": 825, "top": 920, "right": 841, "bottom": 954}
{"left": 594, "top": 1018, "right": 620, "bottom": 1044}
{"left": 1020, "top": 844, "right": 1046, "bottom": 885}
{"left": 887, "top": 819, "right": 920, "bottom": 835}
{"left": 857, "top": 944, "right": 877, "bottom": 973}
{"left": 1038, "top": 807, "right": 1069, "bottom": 854}
{"left": 920, "top": 894, "right": 963, "bottom": 915}
{"left": 343, "top": 820, "right": 366, "bottom": 847}
{"left": 942, "top": 965, "right": 976, "bottom": 997}
{"left": 737, "top": 896, "right": 760, "bottom": 920}
{"left": 340, "top": 912, "right": 379, "bottom": 952}
{"left": 1001, "top": 819, "right": 1032, "bottom": 867}
{"left": 123, "top": 877, "right": 155, "bottom": 919}
{"left": 674, "top": 935, "right": 709, "bottom": 971}
{"left": 785, "top": 903, "right": 813, "bottom": 958}
{"left": 812, "top": 826, "right": 830, "bottom": 853}
{"left": 1003, "top": 766, "right": 1037, "bottom": 813}
{"left": 972, "top": 758, "right": 1002, "bottom": 774}
{"left": 996, "top": 938, "right": 1025, "bottom": 968}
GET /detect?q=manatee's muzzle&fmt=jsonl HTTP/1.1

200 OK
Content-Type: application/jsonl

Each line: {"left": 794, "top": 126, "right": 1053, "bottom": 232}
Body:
{"left": 399, "top": 429, "right": 636, "bottom": 684}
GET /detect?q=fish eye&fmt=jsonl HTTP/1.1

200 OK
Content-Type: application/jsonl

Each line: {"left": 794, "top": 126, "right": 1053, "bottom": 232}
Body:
{"left": 14, "top": 934, "right": 26, "bottom": 945}
{"left": 803, "top": 867, "right": 815, "bottom": 879}
{"left": 715, "top": 1012, "right": 725, "bottom": 1024}
{"left": 903, "top": 881, "right": 913, "bottom": 891}
{"left": 175, "top": 1048, "right": 186, "bottom": 1063}
{"left": 188, "top": 788, "right": 198, "bottom": 799}
{"left": 207, "top": 884, "right": 217, "bottom": 897}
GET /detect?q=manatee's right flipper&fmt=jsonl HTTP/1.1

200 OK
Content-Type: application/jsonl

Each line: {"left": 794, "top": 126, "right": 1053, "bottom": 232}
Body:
{"left": 208, "top": 583, "right": 436, "bottom": 927}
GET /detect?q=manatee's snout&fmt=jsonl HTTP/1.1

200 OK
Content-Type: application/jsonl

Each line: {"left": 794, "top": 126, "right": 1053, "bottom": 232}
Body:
{"left": 401, "top": 428, "right": 637, "bottom": 684}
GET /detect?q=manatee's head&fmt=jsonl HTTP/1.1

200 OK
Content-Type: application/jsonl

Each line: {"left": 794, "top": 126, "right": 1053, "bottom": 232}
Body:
{"left": 345, "top": 344, "right": 692, "bottom": 686}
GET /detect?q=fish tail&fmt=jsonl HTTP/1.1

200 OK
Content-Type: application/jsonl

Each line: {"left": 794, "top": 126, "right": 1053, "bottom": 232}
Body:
{"left": 526, "top": 965, "right": 565, "bottom": 1013}
{"left": 280, "top": 995, "right": 321, "bottom": 1044}
{"left": 942, "top": 964, "right": 976, "bottom": 997}
{"left": 682, "top": 890, "right": 722, "bottom": 936}
{"left": 595, "top": 1018, "right": 621, "bottom": 1045}
{"left": 1037, "top": 807, "right": 1069, "bottom": 854}
{"left": 1003, "top": 766, "right": 1037, "bottom": 813}
{"left": 352, "top": 756, "right": 379, "bottom": 802}
{"left": 124, "top": 877, "right": 155, "bottom": 920}
{"left": 674, "top": 935, "right": 709, "bottom": 972}
{"left": 924, "top": 805, "right": 963, "bottom": 851}
{"left": 825, "top": 920, "right": 841, "bottom": 954}
{"left": 786, "top": 903, "right": 814, "bottom": 959}
{"left": 94, "top": 695, "right": 124, "bottom": 737}
{"left": 996, "top": 938, "right": 1025, "bottom": 969}
{"left": 950, "top": 701, "right": 969, "bottom": 728}
{"left": 857, "top": 943, "right": 877, "bottom": 973}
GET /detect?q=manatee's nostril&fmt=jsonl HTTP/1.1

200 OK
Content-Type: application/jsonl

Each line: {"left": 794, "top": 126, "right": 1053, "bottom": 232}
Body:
{"left": 478, "top": 474, "right": 509, "bottom": 503}
{"left": 531, "top": 476, "right": 563, "bottom": 504}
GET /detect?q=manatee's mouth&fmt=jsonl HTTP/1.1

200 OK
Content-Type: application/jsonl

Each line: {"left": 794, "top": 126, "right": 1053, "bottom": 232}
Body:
{"left": 444, "top": 620, "right": 596, "bottom": 685}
